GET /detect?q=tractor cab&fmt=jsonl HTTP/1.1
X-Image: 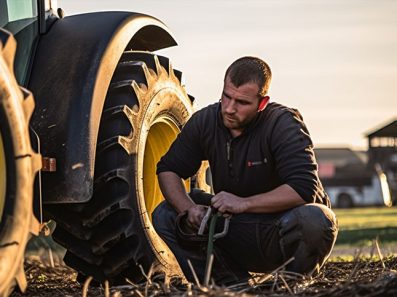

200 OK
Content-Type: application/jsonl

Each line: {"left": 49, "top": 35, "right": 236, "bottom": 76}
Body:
{"left": 0, "top": 0, "right": 57, "bottom": 85}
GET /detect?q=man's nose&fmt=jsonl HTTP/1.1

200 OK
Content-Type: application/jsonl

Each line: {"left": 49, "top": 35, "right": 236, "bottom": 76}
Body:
{"left": 225, "top": 100, "right": 236, "bottom": 113}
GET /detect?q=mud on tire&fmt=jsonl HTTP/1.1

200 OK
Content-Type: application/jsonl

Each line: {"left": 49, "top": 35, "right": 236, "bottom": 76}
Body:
{"left": 47, "top": 51, "right": 197, "bottom": 283}
{"left": 0, "top": 29, "right": 40, "bottom": 296}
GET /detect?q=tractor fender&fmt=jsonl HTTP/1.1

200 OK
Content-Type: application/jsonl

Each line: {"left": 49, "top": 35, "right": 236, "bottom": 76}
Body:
{"left": 28, "top": 11, "right": 177, "bottom": 203}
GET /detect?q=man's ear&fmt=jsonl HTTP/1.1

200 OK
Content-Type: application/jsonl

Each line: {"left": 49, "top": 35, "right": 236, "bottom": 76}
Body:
{"left": 258, "top": 96, "right": 270, "bottom": 111}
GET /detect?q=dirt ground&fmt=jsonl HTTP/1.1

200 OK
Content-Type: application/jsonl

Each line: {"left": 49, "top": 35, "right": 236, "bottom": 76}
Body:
{"left": 9, "top": 255, "right": 397, "bottom": 297}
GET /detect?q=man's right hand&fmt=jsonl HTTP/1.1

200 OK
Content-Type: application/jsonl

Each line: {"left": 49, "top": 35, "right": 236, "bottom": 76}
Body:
{"left": 158, "top": 171, "right": 208, "bottom": 230}
{"left": 186, "top": 204, "right": 208, "bottom": 230}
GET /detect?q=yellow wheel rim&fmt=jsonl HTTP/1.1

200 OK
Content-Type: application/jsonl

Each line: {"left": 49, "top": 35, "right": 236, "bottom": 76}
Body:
{"left": 143, "top": 118, "right": 190, "bottom": 218}
{"left": 0, "top": 131, "right": 6, "bottom": 224}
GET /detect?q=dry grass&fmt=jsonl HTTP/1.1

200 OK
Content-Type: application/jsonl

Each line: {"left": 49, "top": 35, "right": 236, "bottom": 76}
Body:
{"left": 10, "top": 253, "right": 397, "bottom": 297}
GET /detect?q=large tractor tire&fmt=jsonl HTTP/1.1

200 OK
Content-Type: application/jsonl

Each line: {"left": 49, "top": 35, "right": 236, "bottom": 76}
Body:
{"left": 47, "top": 52, "right": 198, "bottom": 283}
{"left": 0, "top": 29, "right": 40, "bottom": 296}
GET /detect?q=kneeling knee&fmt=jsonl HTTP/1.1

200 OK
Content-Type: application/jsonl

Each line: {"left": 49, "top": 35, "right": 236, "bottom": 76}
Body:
{"left": 280, "top": 204, "right": 338, "bottom": 248}
{"left": 280, "top": 204, "right": 338, "bottom": 274}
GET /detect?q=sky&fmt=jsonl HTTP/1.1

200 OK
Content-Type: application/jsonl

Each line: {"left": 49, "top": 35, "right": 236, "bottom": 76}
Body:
{"left": 58, "top": 0, "right": 397, "bottom": 150}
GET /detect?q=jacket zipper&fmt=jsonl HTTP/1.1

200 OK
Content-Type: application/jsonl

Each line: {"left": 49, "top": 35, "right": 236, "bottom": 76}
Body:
{"left": 226, "top": 140, "right": 231, "bottom": 161}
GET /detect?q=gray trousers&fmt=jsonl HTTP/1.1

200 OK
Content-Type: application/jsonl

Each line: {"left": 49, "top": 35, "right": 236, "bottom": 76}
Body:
{"left": 152, "top": 190, "right": 338, "bottom": 284}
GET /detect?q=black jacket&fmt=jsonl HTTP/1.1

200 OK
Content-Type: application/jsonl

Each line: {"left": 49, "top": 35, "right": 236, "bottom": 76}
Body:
{"left": 157, "top": 102, "right": 330, "bottom": 206}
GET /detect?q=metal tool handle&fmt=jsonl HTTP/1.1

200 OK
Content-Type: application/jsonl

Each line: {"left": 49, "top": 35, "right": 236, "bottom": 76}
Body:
{"left": 198, "top": 207, "right": 230, "bottom": 239}
{"left": 198, "top": 207, "right": 212, "bottom": 235}
{"left": 213, "top": 215, "right": 230, "bottom": 239}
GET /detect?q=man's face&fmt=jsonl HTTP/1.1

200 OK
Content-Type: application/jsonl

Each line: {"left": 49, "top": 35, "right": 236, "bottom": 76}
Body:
{"left": 221, "top": 76, "right": 261, "bottom": 135}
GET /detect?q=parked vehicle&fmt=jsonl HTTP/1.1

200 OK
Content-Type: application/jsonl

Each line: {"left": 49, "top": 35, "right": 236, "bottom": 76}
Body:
{"left": 315, "top": 148, "right": 392, "bottom": 208}
{"left": 0, "top": 0, "right": 207, "bottom": 295}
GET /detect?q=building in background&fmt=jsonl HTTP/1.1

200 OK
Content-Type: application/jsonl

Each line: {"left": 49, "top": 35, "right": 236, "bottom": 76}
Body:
{"left": 314, "top": 117, "right": 396, "bottom": 208}
{"left": 366, "top": 118, "right": 397, "bottom": 202}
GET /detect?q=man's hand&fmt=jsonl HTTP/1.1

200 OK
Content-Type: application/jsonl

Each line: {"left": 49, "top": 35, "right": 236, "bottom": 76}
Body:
{"left": 186, "top": 204, "right": 208, "bottom": 230}
{"left": 211, "top": 191, "right": 248, "bottom": 214}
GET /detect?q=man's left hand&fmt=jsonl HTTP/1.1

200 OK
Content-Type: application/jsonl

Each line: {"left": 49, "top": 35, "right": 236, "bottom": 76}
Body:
{"left": 211, "top": 191, "right": 247, "bottom": 214}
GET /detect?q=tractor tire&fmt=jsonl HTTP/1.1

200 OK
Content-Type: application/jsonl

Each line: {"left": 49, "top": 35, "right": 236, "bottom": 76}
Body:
{"left": 47, "top": 52, "right": 199, "bottom": 283}
{"left": 0, "top": 29, "right": 40, "bottom": 296}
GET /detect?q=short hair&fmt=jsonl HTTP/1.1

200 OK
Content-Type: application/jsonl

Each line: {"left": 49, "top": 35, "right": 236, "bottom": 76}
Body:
{"left": 224, "top": 56, "right": 272, "bottom": 97}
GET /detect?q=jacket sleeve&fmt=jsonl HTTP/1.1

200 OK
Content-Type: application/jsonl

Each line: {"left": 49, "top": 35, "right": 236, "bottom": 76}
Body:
{"left": 269, "top": 109, "right": 323, "bottom": 203}
{"left": 156, "top": 111, "right": 205, "bottom": 179}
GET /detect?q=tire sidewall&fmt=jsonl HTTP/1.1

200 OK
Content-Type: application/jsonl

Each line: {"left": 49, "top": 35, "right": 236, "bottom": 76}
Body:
{"left": 0, "top": 42, "right": 34, "bottom": 295}
{"left": 135, "top": 75, "right": 193, "bottom": 268}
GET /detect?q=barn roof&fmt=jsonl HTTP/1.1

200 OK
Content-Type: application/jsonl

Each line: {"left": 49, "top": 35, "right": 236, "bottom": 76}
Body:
{"left": 366, "top": 118, "right": 397, "bottom": 138}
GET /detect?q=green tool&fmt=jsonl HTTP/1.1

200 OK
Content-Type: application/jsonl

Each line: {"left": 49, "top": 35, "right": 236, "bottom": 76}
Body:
{"left": 198, "top": 207, "right": 230, "bottom": 285}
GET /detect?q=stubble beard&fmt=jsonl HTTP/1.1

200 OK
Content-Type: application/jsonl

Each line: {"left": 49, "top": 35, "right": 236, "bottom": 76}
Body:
{"left": 222, "top": 111, "right": 257, "bottom": 132}
{"left": 222, "top": 113, "right": 245, "bottom": 131}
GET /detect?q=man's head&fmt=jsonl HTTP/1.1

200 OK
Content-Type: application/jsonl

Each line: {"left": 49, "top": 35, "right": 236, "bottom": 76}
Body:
{"left": 221, "top": 56, "right": 272, "bottom": 136}
{"left": 224, "top": 56, "right": 272, "bottom": 98}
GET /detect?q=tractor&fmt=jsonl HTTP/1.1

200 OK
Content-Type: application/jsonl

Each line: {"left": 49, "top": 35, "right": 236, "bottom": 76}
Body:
{"left": 0, "top": 0, "right": 207, "bottom": 295}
